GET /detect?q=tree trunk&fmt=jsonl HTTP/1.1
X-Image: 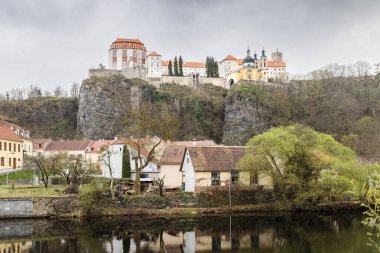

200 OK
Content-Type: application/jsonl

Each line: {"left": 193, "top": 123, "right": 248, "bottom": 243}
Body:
{"left": 134, "top": 159, "right": 141, "bottom": 194}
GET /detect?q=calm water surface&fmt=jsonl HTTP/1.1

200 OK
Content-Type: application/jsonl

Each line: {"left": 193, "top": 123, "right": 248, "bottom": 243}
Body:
{"left": 0, "top": 213, "right": 376, "bottom": 253}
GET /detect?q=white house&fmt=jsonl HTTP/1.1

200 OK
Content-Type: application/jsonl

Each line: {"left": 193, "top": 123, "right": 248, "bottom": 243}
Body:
{"left": 101, "top": 138, "right": 160, "bottom": 181}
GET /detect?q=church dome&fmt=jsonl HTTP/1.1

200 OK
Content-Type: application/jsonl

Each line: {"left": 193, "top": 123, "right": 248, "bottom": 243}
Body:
{"left": 243, "top": 49, "right": 255, "bottom": 64}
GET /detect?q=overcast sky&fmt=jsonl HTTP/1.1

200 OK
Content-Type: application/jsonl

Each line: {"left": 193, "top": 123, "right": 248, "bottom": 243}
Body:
{"left": 0, "top": 0, "right": 379, "bottom": 93}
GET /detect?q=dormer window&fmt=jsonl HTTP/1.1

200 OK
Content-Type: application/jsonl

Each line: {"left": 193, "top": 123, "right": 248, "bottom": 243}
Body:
{"left": 114, "top": 44, "right": 117, "bottom": 48}
{"left": 123, "top": 44, "right": 126, "bottom": 48}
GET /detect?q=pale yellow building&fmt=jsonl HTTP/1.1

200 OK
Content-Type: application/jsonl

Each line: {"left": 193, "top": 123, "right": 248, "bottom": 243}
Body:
{"left": 159, "top": 140, "right": 217, "bottom": 189}
{"left": 0, "top": 125, "right": 24, "bottom": 170}
{"left": 181, "top": 146, "right": 273, "bottom": 192}
{"left": 35, "top": 140, "right": 93, "bottom": 160}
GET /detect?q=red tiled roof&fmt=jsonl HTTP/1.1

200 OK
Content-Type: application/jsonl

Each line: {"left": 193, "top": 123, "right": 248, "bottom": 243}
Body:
{"left": 33, "top": 139, "right": 52, "bottom": 150}
{"left": 112, "top": 138, "right": 150, "bottom": 157}
{"left": 147, "top": 51, "right": 161, "bottom": 57}
{"left": 185, "top": 146, "right": 246, "bottom": 172}
{"left": 183, "top": 62, "right": 205, "bottom": 68}
{"left": 160, "top": 145, "right": 186, "bottom": 165}
{"left": 171, "top": 140, "right": 217, "bottom": 147}
{"left": 87, "top": 140, "right": 115, "bottom": 153}
{"left": 223, "top": 55, "right": 237, "bottom": 61}
{"left": 114, "top": 38, "right": 143, "bottom": 44}
{"left": 267, "top": 60, "right": 286, "bottom": 67}
{"left": 45, "top": 140, "right": 93, "bottom": 151}
{"left": 110, "top": 38, "right": 145, "bottom": 50}
{"left": 0, "top": 125, "right": 23, "bottom": 142}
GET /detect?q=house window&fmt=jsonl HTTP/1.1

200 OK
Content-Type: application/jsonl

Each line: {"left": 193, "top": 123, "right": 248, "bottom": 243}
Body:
{"left": 69, "top": 154, "right": 75, "bottom": 159}
{"left": 77, "top": 154, "right": 83, "bottom": 159}
{"left": 211, "top": 172, "right": 220, "bottom": 186}
{"left": 250, "top": 171, "right": 258, "bottom": 185}
{"left": 9, "top": 143, "right": 11, "bottom": 152}
{"left": 18, "top": 144, "right": 20, "bottom": 152}
{"left": 14, "top": 144, "right": 16, "bottom": 152}
{"left": 9, "top": 158, "right": 11, "bottom": 166}
{"left": 38, "top": 144, "right": 42, "bottom": 148}
{"left": 231, "top": 171, "right": 239, "bottom": 185}
{"left": 0, "top": 142, "right": 2, "bottom": 151}
{"left": 0, "top": 157, "right": 4, "bottom": 166}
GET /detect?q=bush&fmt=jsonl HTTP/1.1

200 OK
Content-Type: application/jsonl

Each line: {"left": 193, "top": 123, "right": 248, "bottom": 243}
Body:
{"left": 79, "top": 182, "right": 101, "bottom": 214}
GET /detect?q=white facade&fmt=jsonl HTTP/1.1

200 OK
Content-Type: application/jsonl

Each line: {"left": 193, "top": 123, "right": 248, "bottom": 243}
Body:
{"left": 182, "top": 150, "right": 196, "bottom": 192}
{"left": 159, "top": 164, "right": 183, "bottom": 188}
{"left": 218, "top": 57, "right": 239, "bottom": 78}
{"left": 101, "top": 143, "right": 159, "bottom": 180}
{"left": 146, "top": 52, "right": 163, "bottom": 78}
{"left": 108, "top": 38, "right": 147, "bottom": 70}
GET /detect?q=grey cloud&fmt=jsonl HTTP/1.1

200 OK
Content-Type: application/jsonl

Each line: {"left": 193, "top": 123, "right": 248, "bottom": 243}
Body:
{"left": 0, "top": 0, "right": 379, "bottom": 93}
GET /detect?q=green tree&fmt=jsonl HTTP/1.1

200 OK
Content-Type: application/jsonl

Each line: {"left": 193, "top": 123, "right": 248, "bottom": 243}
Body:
{"left": 174, "top": 56, "right": 179, "bottom": 76}
{"left": 205, "top": 57, "right": 211, "bottom": 77}
{"left": 179, "top": 56, "right": 183, "bottom": 76}
{"left": 239, "top": 124, "right": 364, "bottom": 203}
{"left": 168, "top": 60, "right": 173, "bottom": 76}
{"left": 122, "top": 146, "right": 131, "bottom": 178}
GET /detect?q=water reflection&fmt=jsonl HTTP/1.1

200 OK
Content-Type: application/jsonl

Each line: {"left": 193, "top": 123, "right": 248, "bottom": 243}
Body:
{"left": 0, "top": 213, "right": 373, "bottom": 253}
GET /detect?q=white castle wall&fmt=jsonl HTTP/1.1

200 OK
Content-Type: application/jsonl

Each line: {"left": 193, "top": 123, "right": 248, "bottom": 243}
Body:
{"left": 160, "top": 76, "right": 227, "bottom": 88}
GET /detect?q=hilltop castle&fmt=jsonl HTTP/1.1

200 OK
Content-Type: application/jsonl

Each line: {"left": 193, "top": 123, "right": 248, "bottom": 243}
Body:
{"left": 89, "top": 37, "right": 289, "bottom": 88}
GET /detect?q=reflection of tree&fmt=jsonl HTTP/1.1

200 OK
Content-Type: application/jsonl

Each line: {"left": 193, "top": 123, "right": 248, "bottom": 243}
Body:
{"left": 362, "top": 174, "right": 380, "bottom": 252}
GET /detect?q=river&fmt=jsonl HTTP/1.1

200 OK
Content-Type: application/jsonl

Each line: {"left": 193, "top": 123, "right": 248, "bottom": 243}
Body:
{"left": 0, "top": 213, "right": 376, "bottom": 253}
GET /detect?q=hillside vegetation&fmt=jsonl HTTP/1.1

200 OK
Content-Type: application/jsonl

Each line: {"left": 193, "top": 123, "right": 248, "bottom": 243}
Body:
{"left": 0, "top": 96, "right": 78, "bottom": 139}
{"left": 2, "top": 73, "right": 380, "bottom": 155}
{"left": 225, "top": 75, "right": 380, "bottom": 154}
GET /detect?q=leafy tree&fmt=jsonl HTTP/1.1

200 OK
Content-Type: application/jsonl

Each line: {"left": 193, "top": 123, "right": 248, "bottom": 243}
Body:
{"left": 179, "top": 56, "right": 183, "bottom": 76}
{"left": 174, "top": 57, "right": 179, "bottom": 76}
{"left": 206, "top": 57, "right": 211, "bottom": 77}
{"left": 168, "top": 60, "right": 173, "bottom": 76}
{"left": 239, "top": 124, "right": 365, "bottom": 203}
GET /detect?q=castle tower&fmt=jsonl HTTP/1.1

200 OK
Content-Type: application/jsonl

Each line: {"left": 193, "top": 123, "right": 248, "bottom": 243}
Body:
{"left": 260, "top": 48, "right": 267, "bottom": 69}
{"left": 108, "top": 38, "right": 147, "bottom": 70}
{"left": 271, "top": 48, "right": 283, "bottom": 62}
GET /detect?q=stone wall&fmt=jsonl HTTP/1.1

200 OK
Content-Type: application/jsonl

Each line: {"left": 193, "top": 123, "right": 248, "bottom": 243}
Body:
{"left": 160, "top": 76, "right": 227, "bottom": 88}
{"left": 0, "top": 198, "right": 32, "bottom": 218}
{"left": 0, "top": 197, "right": 81, "bottom": 219}
{"left": 89, "top": 68, "right": 147, "bottom": 81}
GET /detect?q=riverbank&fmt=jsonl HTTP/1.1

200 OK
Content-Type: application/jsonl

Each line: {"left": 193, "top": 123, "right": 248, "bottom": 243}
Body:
{"left": 0, "top": 194, "right": 364, "bottom": 219}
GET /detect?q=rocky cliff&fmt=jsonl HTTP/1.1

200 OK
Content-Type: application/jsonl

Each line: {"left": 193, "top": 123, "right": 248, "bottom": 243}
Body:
{"left": 222, "top": 89, "right": 269, "bottom": 145}
{"left": 78, "top": 75, "right": 227, "bottom": 142}
{"left": 78, "top": 75, "right": 146, "bottom": 140}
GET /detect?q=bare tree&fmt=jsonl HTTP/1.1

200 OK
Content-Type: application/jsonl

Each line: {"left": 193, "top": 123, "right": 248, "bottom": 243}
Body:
{"left": 100, "top": 145, "right": 117, "bottom": 200}
{"left": 56, "top": 153, "right": 96, "bottom": 187}
{"left": 70, "top": 82, "right": 80, "bottom": 98}
{"left": 28, "top": 154, "right": 60, "bottom": 189}
{"left": 53, "top": 86, "right": 63, "bottom": 97}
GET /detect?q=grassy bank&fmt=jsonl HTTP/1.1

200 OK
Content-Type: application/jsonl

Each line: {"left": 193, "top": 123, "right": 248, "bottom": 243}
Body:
{"left": 0, "top": 169, "right": 34, "bottom": 182}
{"left": 0, "top": 185, "right": 66, "bottom": 198}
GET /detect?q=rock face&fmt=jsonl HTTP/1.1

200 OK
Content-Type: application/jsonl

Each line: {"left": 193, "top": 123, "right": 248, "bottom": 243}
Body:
{"left": 78, "top": 75, "right": 144, "bottom": 140}
{"left": 222, "top": 89, "right": 270, "bottom": 146}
